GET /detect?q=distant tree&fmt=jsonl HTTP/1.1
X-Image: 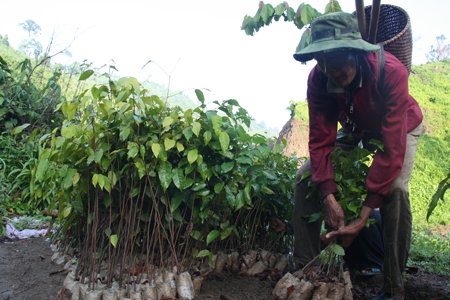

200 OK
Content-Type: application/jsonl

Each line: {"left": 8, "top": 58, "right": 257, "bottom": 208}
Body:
{"left": 19, "top": 38, "right": 43, "bottom": 60}
{"left": 426, "top": 35, "right": 450, "bottom": 62}
{"left": 19, "top": 19, "right": 41, "bottom": 37}
{"left": 0, "top": 34, "right": 10, "bottom": 47}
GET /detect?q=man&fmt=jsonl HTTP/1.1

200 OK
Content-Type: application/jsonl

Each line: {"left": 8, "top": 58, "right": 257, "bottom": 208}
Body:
{"left": 291, "top": 12, "right": 423, "bottom": 300}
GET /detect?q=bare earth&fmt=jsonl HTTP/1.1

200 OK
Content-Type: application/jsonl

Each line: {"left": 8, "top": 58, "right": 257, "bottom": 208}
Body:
{"left": 0, "top": 237, "right": 449, "bottom": 300}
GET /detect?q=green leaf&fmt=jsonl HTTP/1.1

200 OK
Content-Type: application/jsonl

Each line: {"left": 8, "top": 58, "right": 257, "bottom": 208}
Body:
{"left": 172, "top": 168, "right": 185, "bottom": 190}
{"left": 162, "top": 117, "right": 173, "bottom": 127}
{"left": 164, "top": 138, "right": 176, "bottom": 151}
{"left": 151, "top": 143, "right": 161, "bottom": 158}
{"left": 247, "top": 165, "right": 263, "bottom": 179}
{"left": 177, "top": 142, "right": 184, "bottom": 152}
{"left": 63, "top": 206, "right": 72, "bottom": 218}
{"left": 275, "top": 3, "right": 286, "bottom": 16}
{"left": 332, "top": 244, "right": 345, "bottom": 256}
{"left": 300, "top": 171, "right": 312, "bottom": 182}
{"left": 211, "top": 115, "right": 222, "bottom": 134}
{"left": 235, "top": 190, "right": 245, "bottom": 211}
{"left": 188, "top": 149, "right": 198, "bottom": 165}
{"left": 61, "top": 125, "right": 77, "bottom": 139}
{"left": 304, "top": 212, "right": 323, "bottom": 223}
{"left": 12, "top": 123, "right": 30, "bottom": 135}
{"left": 67, "top": 103, "right": 77, "bottom": 121}
{"left": 195, "top": 89, "right": 205, "bottom": 105}
{"left": 190, "top": 230, "right": 201, "bottom": 240}
{"left": 325, "top": 0, "right": 342, "bottom": 14}
{"left": 92, "top": 173, "right": 98, "bottom": 187}
{"left": 219, "top": 131, "right": 230, "bottom": 154}
{"left": 214, "top": 182, "right": 225, "bottom": 194}
{"left": 260, "top": 3, "right": 274, "bottom": 23}
{"left": 263, "top": 169, "right": 277, "bottom": 180}
{"left": 79, "top": 70, "right": 94, "bottom": 80}
{"left": 192, "top": 122, "right": 201, "bottom": 137}
{"left": 63, "top": 169, "right": 78, "bottom": 189}
{"left": 94, "top": 149, "right": 103, "bottom": 163}
{"left": 36, "top": 159, "right": 49, "bottom": 182}
{"left": 183, "top": 178, "right": 194, "bottom": 189}
{"left": 72, "top": 201, "right": 83, "bottom": 213}
{"left": 183, "top": 127, "right": 194, "bottom": 141}
{"left": 192, "top": 182, "right": 207, "bottom": 191}
{"left": 221, "top": 161, "right": 234, "bottom": 173}
{"left": 207, "top": 230, "right": 220, "bottom": 245}
{"left": 204, "top": 131, "right": 212, "bottom": 146}
{"left": 300, "top": 4, "right": 315, "bottom": 25}
{"left": 158, "top": 162, "right": 173, "bottom": 192}
{"left": 110, "top": 234, "right": 118, "bottom": 248}
{"left": 197, "top": 249, "right": 210, "bottom": 257}
{"left": 237, "top": 125, "right": 250, "bottom": 142}
{"left": 252, "top": 136, "right": 265, "bottom": 144}
{"left": 171, "top": 192, "right": 184, "bottom": 212}
{"left": 220, "top": 226, "right": 233, "bottom": 240}
{"left": 261, "top": 186, "right": 275, "bottom": 194}
{"left": 225, "top": 186, "right": 235, "bottom": 208}
{"left": 287, "top": 7, "right": 296, "bottom": 21}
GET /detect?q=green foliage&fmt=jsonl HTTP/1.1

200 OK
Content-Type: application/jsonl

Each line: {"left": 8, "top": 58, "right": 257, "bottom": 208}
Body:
{"left": 242, "top": 1, "right": 342, "bottom": 53}
{"left": 428, "top": 173, "right": 450, "bottom": 221}
{"left": 303, "top": 138, "right": 379, "bottom": 226}
{"left": 408, "top": 225, "right": 450, "bottom": 275}
{"left": 287, "top": 99, "right": 309, "bottom": 123}
{"left": 29, "top": 72, "right": 298, "bottom": 275}
{"left": 408, "top": 59, "right": 450, "bottom": 224}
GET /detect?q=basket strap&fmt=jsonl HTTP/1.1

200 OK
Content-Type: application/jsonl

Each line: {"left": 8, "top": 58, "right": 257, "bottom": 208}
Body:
{"left": 377, "top": 43, "right": 385, "bottom": 92}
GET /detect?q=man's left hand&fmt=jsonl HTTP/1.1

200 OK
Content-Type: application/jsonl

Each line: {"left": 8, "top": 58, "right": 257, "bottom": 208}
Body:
{"left": 325, "top": 205, "right": 373, "bottom": 248}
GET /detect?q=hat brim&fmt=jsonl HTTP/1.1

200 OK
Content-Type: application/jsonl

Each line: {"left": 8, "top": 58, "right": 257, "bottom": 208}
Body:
{"left": 293, "top": 39, "right": 380, "bottom": 62}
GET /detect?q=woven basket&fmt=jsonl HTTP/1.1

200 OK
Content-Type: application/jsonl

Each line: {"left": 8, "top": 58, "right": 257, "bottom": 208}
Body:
{"left": 353, "top": 4, "right": 412, "bottom": 74}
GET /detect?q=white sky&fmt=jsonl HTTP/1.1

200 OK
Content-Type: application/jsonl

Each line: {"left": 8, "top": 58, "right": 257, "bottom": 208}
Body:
{"left": 1, "top": 0, "right": 449, "bottom": 130}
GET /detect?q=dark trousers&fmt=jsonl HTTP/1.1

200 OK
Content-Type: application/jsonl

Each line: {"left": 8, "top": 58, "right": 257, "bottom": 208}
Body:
{"left": 293, "top": 124, "right": 424, "bottom": 293}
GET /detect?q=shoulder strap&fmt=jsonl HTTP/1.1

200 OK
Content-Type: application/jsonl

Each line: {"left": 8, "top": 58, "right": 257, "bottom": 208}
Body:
{"left": 376, "top": 43, "right": 385, "bottom": 92}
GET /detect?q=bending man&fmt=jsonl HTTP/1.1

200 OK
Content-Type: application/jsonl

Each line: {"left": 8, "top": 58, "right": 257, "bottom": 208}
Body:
{"left": 292, "top": 12, "right": 423, "bottom": 300}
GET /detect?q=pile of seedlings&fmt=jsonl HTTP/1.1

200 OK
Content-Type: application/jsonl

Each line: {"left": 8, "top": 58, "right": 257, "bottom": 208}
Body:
{"left": 52, "top": 243, "right": 293, "bottom": 299}
{"left": 272, "top": 243, "right": 353, "bottom": 300}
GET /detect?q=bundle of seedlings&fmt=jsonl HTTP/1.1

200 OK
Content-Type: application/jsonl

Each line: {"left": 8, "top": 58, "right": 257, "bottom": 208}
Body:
{"left": 20, "top": 70, "right": 300, "bottom": 299}
{"left": 271, "top": 136, "right": 382, "bottom": 300}
{"left": 272, "top": 241, "right": 352, "bottom": 300}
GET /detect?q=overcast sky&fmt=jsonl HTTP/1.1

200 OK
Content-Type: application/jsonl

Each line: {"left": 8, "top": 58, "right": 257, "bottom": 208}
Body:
{"left": 1, "top": 0, "right": 449, "bottom": 130}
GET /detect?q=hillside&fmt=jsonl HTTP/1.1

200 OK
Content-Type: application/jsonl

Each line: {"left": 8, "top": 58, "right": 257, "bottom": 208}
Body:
{"left": 282, "top": 60, "right": 450, "bottom": 225}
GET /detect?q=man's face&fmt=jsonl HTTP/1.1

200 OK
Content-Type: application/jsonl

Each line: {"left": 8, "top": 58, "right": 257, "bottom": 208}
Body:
{"left": 314, "top": 51, "right": 357, "bottom": 88}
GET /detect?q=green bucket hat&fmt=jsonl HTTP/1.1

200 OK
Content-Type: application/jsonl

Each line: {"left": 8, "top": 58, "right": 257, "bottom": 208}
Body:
{"left": 293, "top": 12, "right": 380, "bottom": 62}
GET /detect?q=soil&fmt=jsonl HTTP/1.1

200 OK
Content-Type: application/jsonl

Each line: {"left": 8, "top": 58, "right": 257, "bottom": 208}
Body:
{"left": 0, "top": 237, "right": 67, "bottom": 300}
{"left": 1, "top": 237, "right": 449, "bottom": 300}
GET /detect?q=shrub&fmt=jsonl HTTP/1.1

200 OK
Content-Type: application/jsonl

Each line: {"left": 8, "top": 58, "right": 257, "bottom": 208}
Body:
{"left": 31, "top": 71, "right": 299, "bottom": 281}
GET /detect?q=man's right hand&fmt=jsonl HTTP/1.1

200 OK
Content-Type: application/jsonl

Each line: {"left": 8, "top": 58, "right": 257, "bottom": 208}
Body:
{"left": 323, "top": 194, "right": 345, "bottom": 232}
{"left": 269, "top": 218, "right": 286, "bottom": 233}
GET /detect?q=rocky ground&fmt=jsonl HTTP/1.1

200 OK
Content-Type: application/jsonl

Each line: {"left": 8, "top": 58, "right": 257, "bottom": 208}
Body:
{"left": 0, "top": 237, "right": 449, "bottom": 300}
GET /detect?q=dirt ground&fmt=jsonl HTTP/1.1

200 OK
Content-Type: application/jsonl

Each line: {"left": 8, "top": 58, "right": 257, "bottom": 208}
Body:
{"left": 0, "top": 237, "right": 449, "bottom": 300}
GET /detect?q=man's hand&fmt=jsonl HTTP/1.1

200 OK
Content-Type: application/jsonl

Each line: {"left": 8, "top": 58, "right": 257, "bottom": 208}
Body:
{"left": 325, "top": 205, "right": 373, "bottom": 248}
{"left": 323, "top": 194, "right": 345, "bottom": 232}
{"left": 269, "top": 218, "right": 286, "bottom": 233}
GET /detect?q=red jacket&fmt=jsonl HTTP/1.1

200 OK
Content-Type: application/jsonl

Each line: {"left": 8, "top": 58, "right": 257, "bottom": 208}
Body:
{"left": 307, "top": 51, "right": 423, "bottom": 208}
